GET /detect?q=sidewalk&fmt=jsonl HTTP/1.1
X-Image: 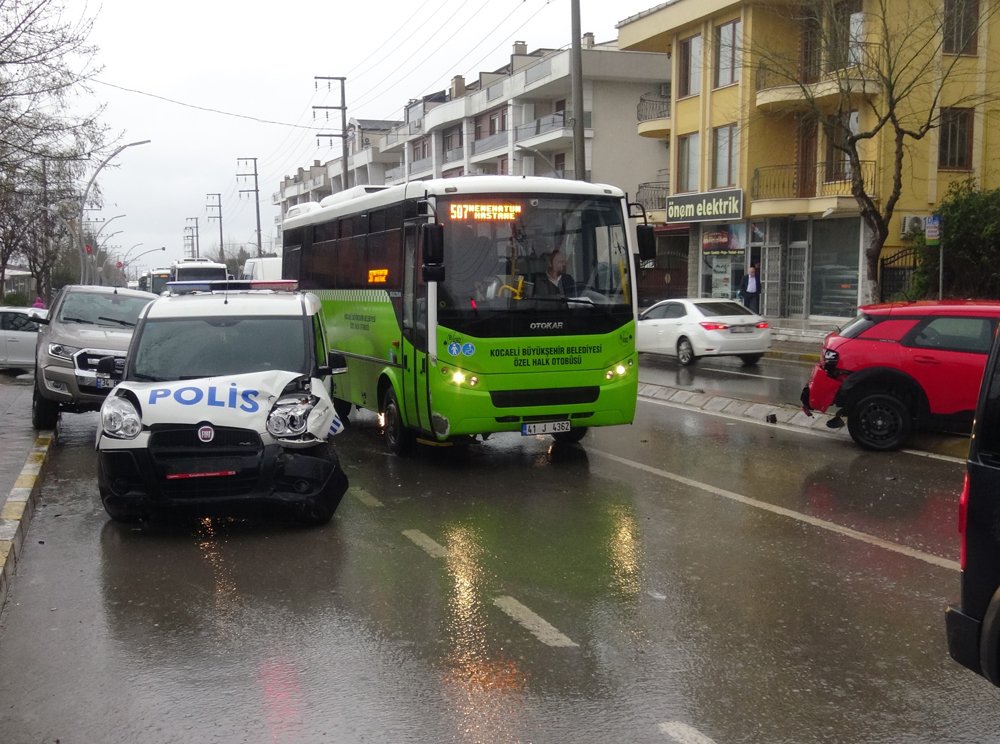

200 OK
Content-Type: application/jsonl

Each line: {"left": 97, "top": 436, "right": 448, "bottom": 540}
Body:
{"left": 0, "top": 374, "right": 53, "bottom": 613}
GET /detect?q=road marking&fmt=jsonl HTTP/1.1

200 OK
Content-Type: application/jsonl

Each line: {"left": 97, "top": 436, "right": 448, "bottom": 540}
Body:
{"left": 402, "top": 529, "right": 449, "bottom": 558}
{"left": 591, "top": 450, "right": 960, "bottom": 572}
{"left": 493, "top": 596, "right": 578, "bottom": 647}
{"left": 659, "top": 721, "right": 718, "bottom": 744}
{"left": 697, "top": 366, "right": 785, "bottom": 380}
{"left": 352, "top": 487, "right": 383, "bottom": 507}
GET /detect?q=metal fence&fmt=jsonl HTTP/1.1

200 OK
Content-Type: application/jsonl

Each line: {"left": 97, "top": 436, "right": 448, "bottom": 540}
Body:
{"left": 879, "top": 247, "right": 919, "bottom": 301}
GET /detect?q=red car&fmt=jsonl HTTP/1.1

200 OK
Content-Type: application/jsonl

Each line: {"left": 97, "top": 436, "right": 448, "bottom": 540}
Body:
{"left": 800, "top": 300, "right": 1000, "bottom": 450}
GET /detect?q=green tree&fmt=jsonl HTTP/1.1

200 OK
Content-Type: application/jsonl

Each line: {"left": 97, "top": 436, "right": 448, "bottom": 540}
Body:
{"left": 913, "top": 179, "right": 1000, "bottom": 299}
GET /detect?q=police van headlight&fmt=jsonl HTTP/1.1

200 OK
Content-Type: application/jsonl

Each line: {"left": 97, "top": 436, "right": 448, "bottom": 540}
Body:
{"left": 267, "top": 394, "right": 318, "bottom": 438}
{"left": 101, "top": 396, "right": 142, "bottom": 439}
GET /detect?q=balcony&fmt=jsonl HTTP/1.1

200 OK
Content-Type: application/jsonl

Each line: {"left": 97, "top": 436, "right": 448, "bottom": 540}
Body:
{"left": 471, "top": 131, "right": 509, "bottom": 157}
{"left": 515, "top": 113, "right": 568, "bottom": 141}
{"left": 409, "top": 156, "right": 433, "bottom": 175}
{"left": 385, "top": 164, "right": 406, "bottom": 182}
{"left": 755, "top": 62, "right": 880, "bottom": 113}
{"left": 443, "top": 146, "right": 464, "bottom": 164}
{"left": 636, "top": 94, "right": 671, "bottom": 139}
{"left": 635, "top": 181, "right": 670, "bottom": 212}
{"left": 750, "top": 161, "right": 876, "bottom": 216}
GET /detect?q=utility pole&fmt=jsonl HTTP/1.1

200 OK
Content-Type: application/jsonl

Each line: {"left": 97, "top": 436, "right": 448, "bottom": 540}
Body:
{"left": 313, "top": 76, "right": 349, "bottom": 193}
{"left": 570, "top": 0, "right": 586, "bottom": 181}
{"left": 185, "top": 217, "right": 200, "bottom": 258}
{"left": 237, "top": 157, "right": 263, "bottom": 257}
{"left": 206, "top": 193, "right": 224, "bottom": 262}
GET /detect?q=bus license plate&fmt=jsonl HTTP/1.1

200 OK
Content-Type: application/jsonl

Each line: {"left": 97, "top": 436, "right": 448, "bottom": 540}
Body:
{"left": 522, "top": 421, "right": 571, "bottom": 436}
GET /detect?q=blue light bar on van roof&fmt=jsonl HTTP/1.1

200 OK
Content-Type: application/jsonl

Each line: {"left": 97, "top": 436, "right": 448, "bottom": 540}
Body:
{"left": 166, "top": 279, "right": 299, "bottom": 294}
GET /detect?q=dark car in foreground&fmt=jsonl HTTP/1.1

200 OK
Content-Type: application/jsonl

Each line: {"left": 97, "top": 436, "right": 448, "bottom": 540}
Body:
{"left": 801, "top": 300, "right": 1000, "bottom": 450}
{"left": 947, "top": 318, "right": 1000, "bottom": 686}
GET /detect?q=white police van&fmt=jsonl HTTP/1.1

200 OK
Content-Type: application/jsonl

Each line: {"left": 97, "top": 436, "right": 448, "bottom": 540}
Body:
{"left": 95, "top": 280, "right": 348, "bottom": 525}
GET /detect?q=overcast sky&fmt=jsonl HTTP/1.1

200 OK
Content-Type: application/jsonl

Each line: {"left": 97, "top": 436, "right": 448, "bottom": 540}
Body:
{"left": 68, "top": 0, "right": 663, "bottom": 274}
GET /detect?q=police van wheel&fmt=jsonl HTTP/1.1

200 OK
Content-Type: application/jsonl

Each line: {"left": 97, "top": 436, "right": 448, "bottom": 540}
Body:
{"left": 32, "top": 377, "right": 59, "bottom": 430}
{"left": 382, "top": 388, "right": 415, "bottom": 455}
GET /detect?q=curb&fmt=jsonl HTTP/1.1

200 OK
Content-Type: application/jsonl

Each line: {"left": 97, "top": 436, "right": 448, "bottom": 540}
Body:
{"left": 0, "top": 432, "right": 53, "bottom": 614}
{"left": 637, "top": 382, "right": 850, "bottom": 438}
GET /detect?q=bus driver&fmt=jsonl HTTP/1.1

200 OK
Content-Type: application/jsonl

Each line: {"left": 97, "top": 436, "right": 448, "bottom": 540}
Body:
{"left": 534, "top": 248, "right": 575, "bottom": 296}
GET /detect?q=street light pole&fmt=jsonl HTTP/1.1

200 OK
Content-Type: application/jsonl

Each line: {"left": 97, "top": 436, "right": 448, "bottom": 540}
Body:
{"left": 77, "top": 139, "right": 151, "bottom": 283}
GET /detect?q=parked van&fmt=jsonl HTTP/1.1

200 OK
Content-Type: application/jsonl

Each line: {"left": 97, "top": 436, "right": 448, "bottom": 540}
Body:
{"left": 241, "top": 256, "right": 282, "bottom": 281}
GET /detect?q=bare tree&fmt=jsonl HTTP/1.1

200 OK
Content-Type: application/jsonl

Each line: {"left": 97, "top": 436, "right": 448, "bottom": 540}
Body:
{"left": 0, "top": 0, "right": 108, "bottom": 294}
{"left": 752, "top": 0, "right": 998, "bottom": 303}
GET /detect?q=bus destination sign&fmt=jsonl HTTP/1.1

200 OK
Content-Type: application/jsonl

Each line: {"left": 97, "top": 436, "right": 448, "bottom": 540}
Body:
{"left": 448, "top": 203, "right": 523, "bottom": 221}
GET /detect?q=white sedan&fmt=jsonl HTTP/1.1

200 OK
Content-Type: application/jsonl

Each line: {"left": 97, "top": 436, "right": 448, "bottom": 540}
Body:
{"left": 637, "top": 298, "right": 771, "bottom": 366}
{"left": 0, "top": 306, "right": 46, "bottom": 369}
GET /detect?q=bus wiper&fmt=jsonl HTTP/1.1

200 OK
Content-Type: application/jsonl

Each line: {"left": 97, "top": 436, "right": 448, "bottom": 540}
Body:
{"left": 60, "top": 316, "right": 90, "bottom": 324}
{"left": 97, "top": 316, "right": 136, "bottom": 327}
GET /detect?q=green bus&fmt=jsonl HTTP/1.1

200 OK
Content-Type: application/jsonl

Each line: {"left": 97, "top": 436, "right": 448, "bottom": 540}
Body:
{"left": 282, "top": 176, "right": 654, "bottom": 453}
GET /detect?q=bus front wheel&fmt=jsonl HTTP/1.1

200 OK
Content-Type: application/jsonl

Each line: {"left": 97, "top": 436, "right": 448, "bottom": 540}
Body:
{"left": 382, "top": 388, "right": 415, "bottom": 455}
{"left": 553, "top": 427, "right": 588, "bottom": 444}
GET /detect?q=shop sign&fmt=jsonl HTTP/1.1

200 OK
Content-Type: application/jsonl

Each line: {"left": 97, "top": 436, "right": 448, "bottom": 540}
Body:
{"left": 666, "top": 189, "right": 743, "bottom": 224}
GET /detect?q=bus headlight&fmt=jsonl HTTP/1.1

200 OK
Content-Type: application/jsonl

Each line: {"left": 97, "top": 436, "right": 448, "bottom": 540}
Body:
{"left": 442, "top": 366, "right": 479, "bottom": 387}
{"left": 605, "top": 359, "right": 633, "bottom": 380}
{"left": 267, "top": 394, "right": 318, "bottom": 437}
{"left": 101, "top": 396, "right": 142, "bottom": 439}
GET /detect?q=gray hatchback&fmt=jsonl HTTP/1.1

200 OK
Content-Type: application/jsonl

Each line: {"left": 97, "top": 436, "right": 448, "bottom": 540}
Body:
{"left": 32, "top": 285, "right": 158, "bottom": 429}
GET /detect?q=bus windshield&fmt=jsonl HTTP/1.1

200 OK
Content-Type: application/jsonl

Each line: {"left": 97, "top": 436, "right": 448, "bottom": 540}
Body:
{"left": 174, "top": 264, "right": 227, "bottom": 282}
{"left": 437, "top": 195, "right": 631, "bottom": 323}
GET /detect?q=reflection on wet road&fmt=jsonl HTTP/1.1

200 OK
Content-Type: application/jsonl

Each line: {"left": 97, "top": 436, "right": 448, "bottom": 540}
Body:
{"left": 0, "top": 402, "right": 998, "bottom": 743}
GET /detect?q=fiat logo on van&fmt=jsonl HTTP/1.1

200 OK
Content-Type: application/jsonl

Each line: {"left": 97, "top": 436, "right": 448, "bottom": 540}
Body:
{"left": 198, "top": 425, "right": 215, "bottom": 443}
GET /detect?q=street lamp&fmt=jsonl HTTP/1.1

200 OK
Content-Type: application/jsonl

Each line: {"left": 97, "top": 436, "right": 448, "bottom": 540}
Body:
{"left": 77, "top": 139, "right": 151, "bottom": 283}
{"left": 121, "top": 242, "right": 144, "bottom": 264}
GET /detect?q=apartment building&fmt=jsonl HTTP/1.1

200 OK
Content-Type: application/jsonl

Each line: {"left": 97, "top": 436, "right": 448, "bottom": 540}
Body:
{"left": 619, "top": 0, "right": 1000, "bottom": 319}
{"left": 275, "top": 38, "right": 672, "bottom": 289}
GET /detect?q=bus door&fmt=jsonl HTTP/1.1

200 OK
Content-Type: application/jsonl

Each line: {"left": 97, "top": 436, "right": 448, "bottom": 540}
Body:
{"left": 401, "top": 224, "right": 431, "bottom": 435}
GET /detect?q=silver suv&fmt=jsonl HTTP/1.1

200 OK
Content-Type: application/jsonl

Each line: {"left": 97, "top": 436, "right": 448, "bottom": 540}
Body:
{"left": 32, "top": 285, "right": 158, "bottom": 429}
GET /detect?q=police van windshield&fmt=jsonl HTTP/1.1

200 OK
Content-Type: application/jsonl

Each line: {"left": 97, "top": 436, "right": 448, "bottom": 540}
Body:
{"left": 130, "top": 316, "right": 308, "bottom": 381}
{"left": 436, "top": 195, "right": 631, "bottom": 324}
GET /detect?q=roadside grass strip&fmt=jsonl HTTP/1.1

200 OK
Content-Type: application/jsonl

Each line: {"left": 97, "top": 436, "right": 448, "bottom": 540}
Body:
{"left": 493, "top": 596, "right": 578, "bottom": 648}
{"left": 593, "top": 449, "right": 959, "bottom": 572}
{"left": 0, "top": 433, "right": 53, "bottom": 612}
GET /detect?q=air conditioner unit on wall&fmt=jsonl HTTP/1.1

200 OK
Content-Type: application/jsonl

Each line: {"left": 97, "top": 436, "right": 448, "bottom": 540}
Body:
{"left": 900, "top": 214, "right": 925, "bottom": 238}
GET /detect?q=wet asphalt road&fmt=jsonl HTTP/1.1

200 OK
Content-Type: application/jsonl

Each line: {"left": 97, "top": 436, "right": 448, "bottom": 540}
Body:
{"left": 2, "top": 384, "right": 1000, "bottom": 743}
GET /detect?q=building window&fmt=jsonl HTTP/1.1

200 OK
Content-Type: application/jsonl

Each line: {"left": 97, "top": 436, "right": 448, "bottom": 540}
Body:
{"left": 677, "top": 132, "right": 700, "bottom": 193}
{"left": 939, "top": 107, "right": 974, "bottom": 170}
{"left": 498, "top": 157, "right": 509, "bottom": 175}
{"left": 443, "top": 127, "right": 462, "bottom": 152}
{"left": 554, "top": 152, "right": 566, "bottom": 178}
{"left": 714, "top": 20, "right": 741, "bottom": 88}
{"left": 488, "top": 108, "right": 507, "bottom": 136}
{"left": 824, "top": 110, "right": 858, "bottom": 181}
{"left": 828, "top": 0, "right": 863, "bottom": 71}
{"left": 712, "top": 124, "right": 739, "bottom": 188}
{"left": 678, "top": 34, "right": 702, "bottom": 97}
{"left": 944, "top": 0, "right": 979, "bottom": 54}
